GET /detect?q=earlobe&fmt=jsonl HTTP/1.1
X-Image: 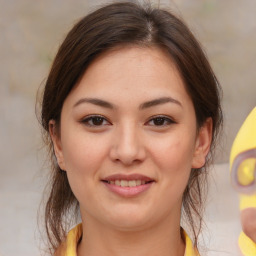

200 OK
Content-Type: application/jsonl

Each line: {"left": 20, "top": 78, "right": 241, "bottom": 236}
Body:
{"left": 192, "top": 118, "right": 213, "bottom": 169}
{"left": 49, "top": 120, "right": 66, "bottom": 171}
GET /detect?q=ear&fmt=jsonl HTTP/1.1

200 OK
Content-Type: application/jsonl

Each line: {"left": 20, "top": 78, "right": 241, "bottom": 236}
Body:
{"left": 192, "top": 118, "right": 213, "bottom": 169}
{"left": 49, "top": 120, "right": 66, "bottom": 171}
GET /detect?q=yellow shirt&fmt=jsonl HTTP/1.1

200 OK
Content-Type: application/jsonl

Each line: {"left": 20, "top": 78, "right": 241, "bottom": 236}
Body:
{"left": 56, "top": 223, "right": 199, "bottom": 256}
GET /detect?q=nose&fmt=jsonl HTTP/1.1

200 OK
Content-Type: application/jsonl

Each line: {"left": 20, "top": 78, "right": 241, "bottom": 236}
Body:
{"left": 109, "top": 123, "right": 146, "bottom": 166}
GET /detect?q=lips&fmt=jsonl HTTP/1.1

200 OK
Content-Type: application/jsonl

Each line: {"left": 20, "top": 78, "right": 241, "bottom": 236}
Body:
{"left": 101, "top": 174, "right": 155, "bottom": 197}
{"left": 102, "top": 174, "right": 154, "bottom": 185}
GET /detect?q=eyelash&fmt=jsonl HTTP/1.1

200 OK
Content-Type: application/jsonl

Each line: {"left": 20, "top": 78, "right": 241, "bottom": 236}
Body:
{"left": 81, "top": 115, "right": 111, "bottom": 127}
{"left": 80, "top": 115, "right": 175, "bottom": 127}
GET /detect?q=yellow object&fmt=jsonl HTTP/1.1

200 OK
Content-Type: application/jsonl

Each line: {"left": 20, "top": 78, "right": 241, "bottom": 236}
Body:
{"left": 239, "top": 231, "right": 256, "bottom": 256}
{"left": 230, "top": 107, "right": 256, "bottom": 255}
{"left": 57, "top": 223, "right": 199, "bottom": 256}
{"left": 240, "top": 194, "right": 256, "bottom": 209}
{"left": 230, "top": 107, "right": 256, "bottom": 168}
{"left": 230, "top": 107, "right": 256, "bottom": 199}
{"left": 238, "top": 158, "right": 256, "bottom": 186}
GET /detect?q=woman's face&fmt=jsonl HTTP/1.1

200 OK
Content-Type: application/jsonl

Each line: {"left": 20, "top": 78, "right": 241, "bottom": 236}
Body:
{"left": 50, "top": 46, "right": 211, "bottom": 231}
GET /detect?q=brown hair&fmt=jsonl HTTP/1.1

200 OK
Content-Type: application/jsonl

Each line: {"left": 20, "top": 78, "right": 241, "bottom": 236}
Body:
{"left": 40, "top": 1, "right": 222, "bottom": 253}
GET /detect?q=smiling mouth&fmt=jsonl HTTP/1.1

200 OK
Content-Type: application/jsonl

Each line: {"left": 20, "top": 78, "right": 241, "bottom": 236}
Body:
{"left": 101, "top": 174, "right": 155, "bottom": 197}
{"left": 101, "top": 173, "right": 155, "bottom": 188}
{"left": 102, "top": 180, "right": 153, "bottom": 187}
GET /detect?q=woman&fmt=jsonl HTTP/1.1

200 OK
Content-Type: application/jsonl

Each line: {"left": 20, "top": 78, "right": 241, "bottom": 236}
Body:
{"left": 40, "top": 2, "right": 222, "bottom": 255}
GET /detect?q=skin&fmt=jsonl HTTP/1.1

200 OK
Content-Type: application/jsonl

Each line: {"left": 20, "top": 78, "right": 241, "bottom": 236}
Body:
{"left": 50, "top": 46, "right": 212, "bottom": 256}
{"left": 241, "top": 207, "right": 256, "bottom": 242}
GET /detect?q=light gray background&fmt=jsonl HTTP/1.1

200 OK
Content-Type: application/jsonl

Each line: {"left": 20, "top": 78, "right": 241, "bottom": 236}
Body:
{"left": 0, "top": 0, "right": 255, "bottom": 255}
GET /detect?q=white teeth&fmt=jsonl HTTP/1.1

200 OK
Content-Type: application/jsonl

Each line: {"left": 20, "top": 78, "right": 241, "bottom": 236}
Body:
{"left": 128, "top": 180, "right": 136, "bottom": 187}
{"left": 109, "top": 180, "right": 149, "bottom": 187}
{"left": 115, "top": 180, "right": 120, "bottom": 186}
{"left": 120, "top": 180, "right": 128, "bottom": 187}
{"left": 136, "top": 180, "right": 141, "bottom": 186}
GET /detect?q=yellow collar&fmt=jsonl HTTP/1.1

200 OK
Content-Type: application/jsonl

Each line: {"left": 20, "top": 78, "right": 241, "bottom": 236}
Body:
{"left": 58, "top": 223, "right": 199, "bottom": 256}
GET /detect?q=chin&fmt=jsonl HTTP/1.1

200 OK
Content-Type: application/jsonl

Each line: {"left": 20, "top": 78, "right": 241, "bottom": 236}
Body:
{"left": 102, "top": 206, "right": 158, "bottom": 231}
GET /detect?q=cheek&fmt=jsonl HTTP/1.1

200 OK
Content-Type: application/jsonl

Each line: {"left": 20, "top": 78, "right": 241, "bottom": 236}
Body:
{"left": 150, "top": 132, "right": 196, "bottom": 197}
{"left": 61, "top": 131, "right": 108, "bottom": 176}
{"left": 152, "top": 133, "right": 196, "bottom": 171}
{"left": 61, "top": 133, "right": 109, "bottom": 203}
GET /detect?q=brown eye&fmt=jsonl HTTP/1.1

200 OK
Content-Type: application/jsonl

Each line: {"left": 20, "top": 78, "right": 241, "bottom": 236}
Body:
{"left": 82, "top": 115, "right": 111, "bottom": 126}
{"left": 146, "top": 116, "right": 175, "bottom": 126}
{"left": 91, "top": 116, "right": 104, "bottom": 125}
{"left": 153, "top": 117, "right": 166, "bottom": 126}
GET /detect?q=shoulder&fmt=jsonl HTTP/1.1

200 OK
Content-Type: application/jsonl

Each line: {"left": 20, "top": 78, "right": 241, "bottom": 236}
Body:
{"left": 183, "top": 229, "right": 200, "bottom": 256}
{"left": 55, "top": 223, "right": 82, "bottom": 256}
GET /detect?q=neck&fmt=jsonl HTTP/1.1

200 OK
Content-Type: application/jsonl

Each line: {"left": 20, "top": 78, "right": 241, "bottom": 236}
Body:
{"left": 77, "top": 215, "right": 185, "bottom": 256}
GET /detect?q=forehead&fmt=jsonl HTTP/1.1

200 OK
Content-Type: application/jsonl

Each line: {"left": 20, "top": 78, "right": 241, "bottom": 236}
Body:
{"left": 84, "top": 45, "right": 178, "bottom": 82}
{"left": 65, "top": 46, "right": 192, "bottom": 108}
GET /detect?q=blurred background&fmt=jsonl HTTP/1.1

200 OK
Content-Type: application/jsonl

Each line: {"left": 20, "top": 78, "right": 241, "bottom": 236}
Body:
{"left": 0, "top": 0, "right": 255, "bottom": 255}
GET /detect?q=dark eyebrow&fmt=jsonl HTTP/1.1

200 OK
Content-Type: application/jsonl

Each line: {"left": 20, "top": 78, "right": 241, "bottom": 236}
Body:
{"left": 139, "top": 97, "right": 182, "bottom": 109}
{"left": 73, "top": 96, "right": 182, "bottom": 110}
{"left": 73, "top": 98, "right": 114, "bottom": 109}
